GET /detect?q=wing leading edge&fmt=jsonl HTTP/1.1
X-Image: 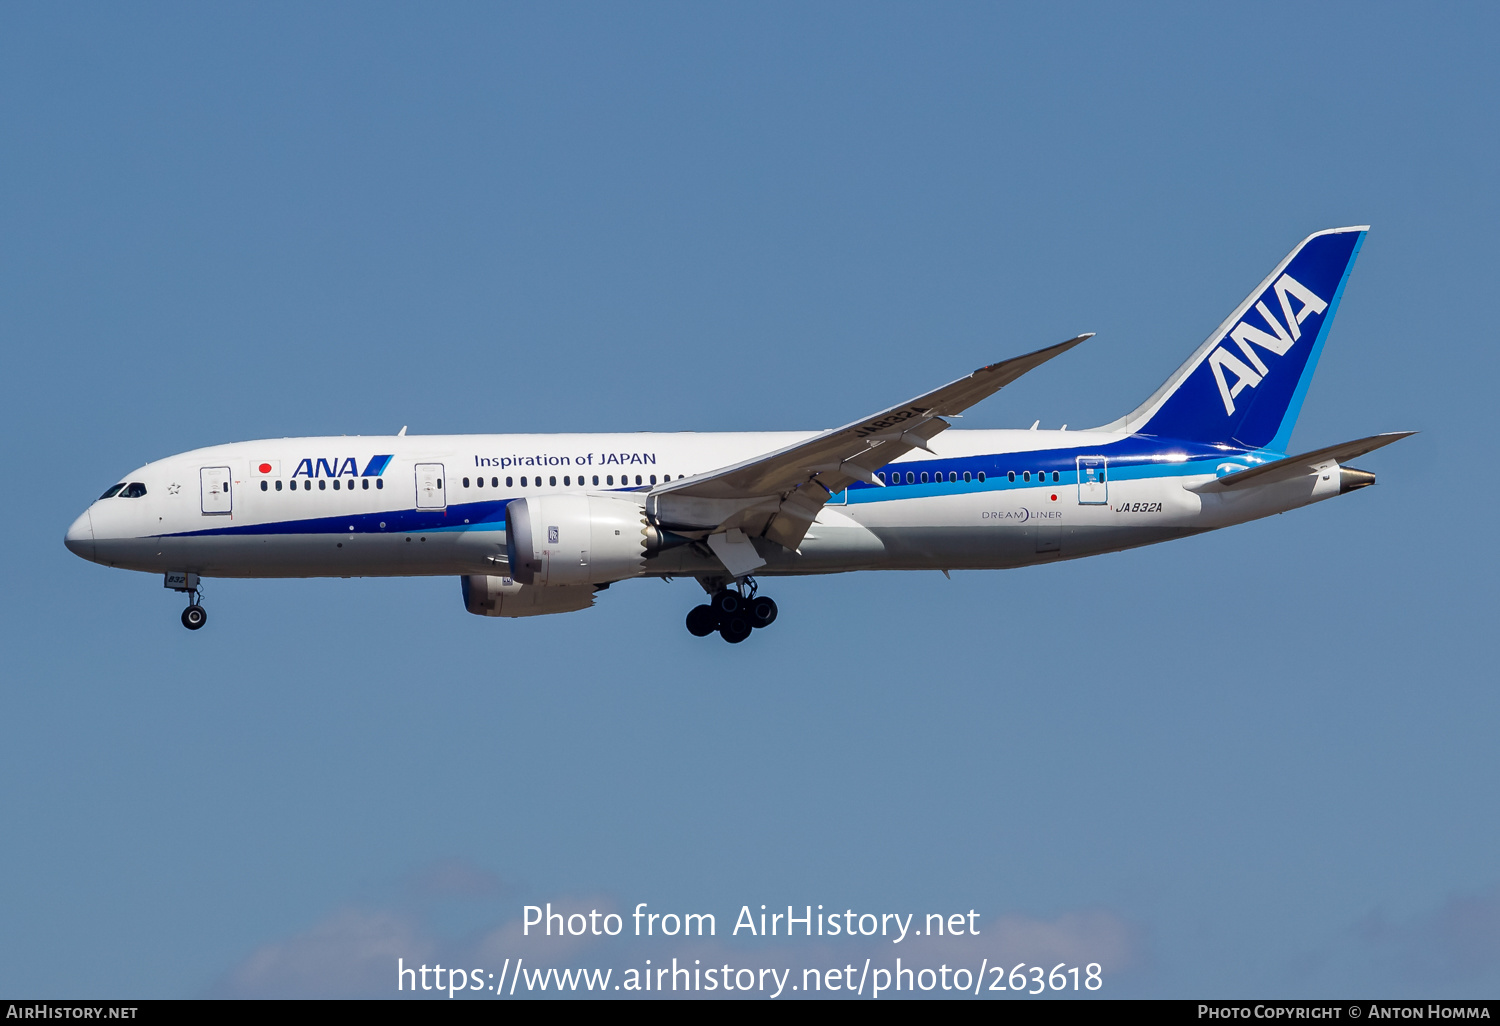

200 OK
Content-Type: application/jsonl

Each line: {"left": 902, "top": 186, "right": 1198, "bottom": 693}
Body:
{"left": 646, "top": 334, "right": 1093, "bottom": 562}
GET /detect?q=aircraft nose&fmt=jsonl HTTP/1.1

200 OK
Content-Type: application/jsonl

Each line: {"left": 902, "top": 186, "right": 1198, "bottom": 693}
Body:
{"left": 64, "top": 510, "right": 95, "bottom": 561}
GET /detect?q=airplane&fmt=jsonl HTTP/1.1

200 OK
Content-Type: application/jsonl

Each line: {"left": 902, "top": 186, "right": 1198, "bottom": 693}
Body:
{"left": 64, "top": 226, "right": 1411, "bottom": 642}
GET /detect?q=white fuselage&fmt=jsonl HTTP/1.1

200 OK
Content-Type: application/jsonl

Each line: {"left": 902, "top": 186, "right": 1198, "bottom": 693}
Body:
{"left": 65, "top": 428, "right": 1342, "bottom": 582}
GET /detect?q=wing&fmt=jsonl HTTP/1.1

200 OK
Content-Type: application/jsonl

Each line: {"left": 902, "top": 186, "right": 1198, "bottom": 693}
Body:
{"left": 645, "top": 334, "right": 1092, "bottom": 559}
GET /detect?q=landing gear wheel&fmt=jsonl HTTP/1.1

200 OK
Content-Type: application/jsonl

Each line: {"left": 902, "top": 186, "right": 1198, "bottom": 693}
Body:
{"left": 181, "top": 604, "right": 207, "bottom": 630}
{"left": 686, "top": 604, "right": 718, "bottom": 637}
{"left": 748, "top": 596, "right": 778, "bottom": 628}
{"left": 719, "top": 616, "right": 752, "bottom": 644}
{"left": 711, "top": 590, "right": 743, "bottom": 618}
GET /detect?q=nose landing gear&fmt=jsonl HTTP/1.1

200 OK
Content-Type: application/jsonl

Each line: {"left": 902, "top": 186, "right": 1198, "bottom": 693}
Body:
{"left": 685, "top": 579, "right": 777, "bottom": 643}
{"left": 166, "top": 572, "right": 207, "bottom": 631}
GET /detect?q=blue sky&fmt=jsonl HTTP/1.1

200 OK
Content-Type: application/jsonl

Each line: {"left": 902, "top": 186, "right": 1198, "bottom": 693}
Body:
{"left": 2, "top": 2, "right": 1496, "bottom": 998}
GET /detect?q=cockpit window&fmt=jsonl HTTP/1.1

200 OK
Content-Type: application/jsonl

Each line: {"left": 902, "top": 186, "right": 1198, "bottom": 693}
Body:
{"left": 98, "top": 483, "right": 126, "bottom": 500}
{"left": 119, "top": 482, "right": 148, "bottom": 498}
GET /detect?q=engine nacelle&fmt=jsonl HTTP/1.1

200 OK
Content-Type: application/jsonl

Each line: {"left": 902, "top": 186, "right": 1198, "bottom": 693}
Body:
{"left": 505, "top": 494, "right": 648, "bottom": 586}
{"left": 461, "top": 574, "right": 595, "bottom": 618}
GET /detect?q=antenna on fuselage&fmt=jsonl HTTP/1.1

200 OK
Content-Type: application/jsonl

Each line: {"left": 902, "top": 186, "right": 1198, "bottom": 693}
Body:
{"left": 397, "top": 425, "right": 407, "bottom": 436}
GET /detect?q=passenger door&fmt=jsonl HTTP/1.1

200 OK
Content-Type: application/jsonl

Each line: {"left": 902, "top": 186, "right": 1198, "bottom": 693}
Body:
{"left": 1076, "top": 457, "right": 1107, "bottom": 505}
{"left": 200, "top": 467, "right": 232, "bottom": 515}
{"left": 415, "top": 463, "right": 446, "bottom": 509}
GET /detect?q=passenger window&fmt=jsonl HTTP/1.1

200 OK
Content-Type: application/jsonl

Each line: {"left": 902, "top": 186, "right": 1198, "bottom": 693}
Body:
{"left": 362, "top": 479, "right": 369, "bottom": 490}
{"left": 906, "top": 472, "right": 914, "bottom": 484}
{"left": 521, "top": 476, "right": 528, "bottom": 487}
{"left": 466, "top": 477, "right": 473, "bottom": 487}
{"left": 99, "top": 483, "right": 126, "bottom": 500}
{"left": 506, "top": 477, "right": 513, "bottom": 487}
{"left": 978, "top": 472, "right": 986, "bottom": 483}
{"left": 319, "top": 480, "right": 326, "bottom": 490}
{"left": 549, "top": 476, "right": 557, "bottom": 487}
{"left": 1008, "top": 471, "right": 1015, "bottom": 482}
{"left": 949, "top": 472, "right": 957, "bottom": 483}
{"left": 260, "top": 480, "right": 267, "bottom": 491}
{"left": 607, "top": 475, "right": 614, "bottom": 485}
{"left": 650, "top": 475, "right": 657, "bottom": 485}
{"left": 920, "top": 472, "right": 929, "bottom": 483}
{"left": 333, "top": 479, "right": 340, "bottom": 490}
{"left": 635, "top": 475, "right": 642, "bottom": 485}
{"left": 592, "top": 475, "right": 599, "bottom": 485}
{"left": 963, "top": 471, "right": 971, "bottom": 483}
{"left": 563, "top": 476, "right": 570, "bottom": 486}
{"left": 1053, "top": 471, "right": 1060, "bottom": 482}
{"left": 376, "top": 479, "right": 383, "bottom": 489}
{"left": 276, "top": 480, "right": 284, "bottom": 491}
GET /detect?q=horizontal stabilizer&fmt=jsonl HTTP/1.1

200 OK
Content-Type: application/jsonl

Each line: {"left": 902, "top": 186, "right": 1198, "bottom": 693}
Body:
{"left": 1189, "top": 432, "right": 1415, "bottom": 493}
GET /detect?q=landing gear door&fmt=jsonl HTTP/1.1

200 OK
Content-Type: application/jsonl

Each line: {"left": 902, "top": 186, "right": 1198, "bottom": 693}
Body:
{"left": 415, "top": 463, "right": 446, "bottom": 509}
{"left": 200, "top": 466, "right": 232, "bottom": 514}
{"left": 1077, "top": 457, "right": 1107, "bottom": 505}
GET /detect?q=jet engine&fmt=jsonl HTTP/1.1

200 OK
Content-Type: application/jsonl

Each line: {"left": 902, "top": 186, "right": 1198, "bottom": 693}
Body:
{"left": 505, "top": 494, "right": 650, "bottom": 586}
{"left": 461, "top": 574, "right": 596, "bottom": 617}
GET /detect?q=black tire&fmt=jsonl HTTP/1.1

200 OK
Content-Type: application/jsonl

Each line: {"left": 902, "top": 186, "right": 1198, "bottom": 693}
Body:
{"left": 711, "top": 590, "right": 742, "bottom": 617}
{"left": 181, "top": 605, "right": 207, "bottom": 630}
{"left": 719, "top": 616, "right": 752, "bottom": 644}
{"left": 685, "top": 604, "right": 718, "bottom": 637}
{"left": 749, "top": 596, "right": 778, "bottom": 628}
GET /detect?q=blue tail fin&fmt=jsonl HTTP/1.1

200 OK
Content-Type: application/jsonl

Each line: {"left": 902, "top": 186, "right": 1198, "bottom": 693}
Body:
{"left": 1102, "top": 227, "right": 1367, "bottom": 451}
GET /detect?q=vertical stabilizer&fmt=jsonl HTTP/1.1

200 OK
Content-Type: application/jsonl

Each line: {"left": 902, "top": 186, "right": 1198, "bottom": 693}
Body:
{"left": 1098, "top": 227, "right": 1367, "bottom": 451}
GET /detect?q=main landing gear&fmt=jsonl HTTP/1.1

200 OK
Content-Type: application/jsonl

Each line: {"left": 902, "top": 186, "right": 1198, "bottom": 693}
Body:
{"left": 167, "top": 572, "right": 207, "bottom": 630}
{"left": 686, "top": 580, "right": 778, "bottom": 644}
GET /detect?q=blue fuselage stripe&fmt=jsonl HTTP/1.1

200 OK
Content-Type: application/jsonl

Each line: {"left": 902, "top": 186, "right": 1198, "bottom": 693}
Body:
{"left": 163, "top": 434, "right": 1279, "bottom": 538}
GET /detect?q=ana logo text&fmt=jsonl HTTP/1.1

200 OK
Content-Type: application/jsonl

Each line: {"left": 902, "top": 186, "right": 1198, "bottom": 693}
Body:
{"left": 1207, "top": 273, "right": 1327, "bottom": 416}
{"left": 290, "top": 455, "right": 394, "bottom": 479}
